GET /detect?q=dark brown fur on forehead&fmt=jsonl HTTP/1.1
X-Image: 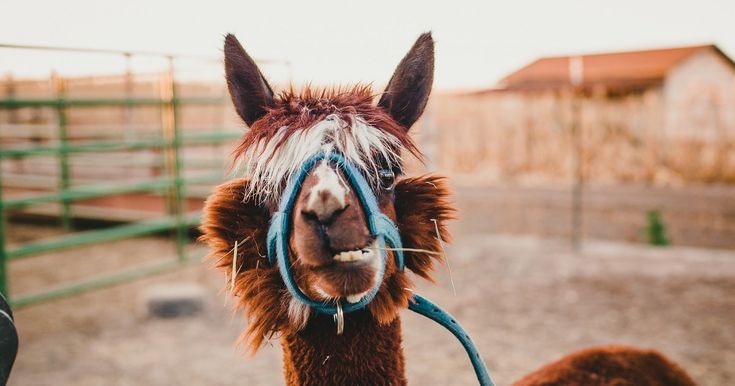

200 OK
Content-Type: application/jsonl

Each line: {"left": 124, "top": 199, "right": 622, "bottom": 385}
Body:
{"left": 199, "top": 175, "right": 454, "bottom": 352}
{"left": 232, "top": 85, "right": 421, "bottom": 164}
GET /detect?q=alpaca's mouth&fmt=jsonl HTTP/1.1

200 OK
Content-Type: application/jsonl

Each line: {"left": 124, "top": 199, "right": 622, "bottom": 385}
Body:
{"left": 310, "top": 239, "right": 381, "bottom": 299}
{"left": 328, "top": 239, "right": 379, "bottom": 266}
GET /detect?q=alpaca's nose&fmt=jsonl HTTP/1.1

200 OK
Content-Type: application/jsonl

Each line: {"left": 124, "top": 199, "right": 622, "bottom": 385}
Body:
{"left": 301, "top": 191, "right": 347, "bottom": 225}
{"left": 301, "top": 190, "right": 347, "bottom": 225}
{"left": 301, "top": 162, "right": 348, "bottom": 225}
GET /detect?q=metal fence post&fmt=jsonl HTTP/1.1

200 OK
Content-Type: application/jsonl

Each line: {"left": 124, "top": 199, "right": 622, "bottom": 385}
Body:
{"left": 53, "top": 72, "right": 73, "bottom": 230}
{"left": 570, "top": 91, "right": 583, "bottom": 250}
{"left": 569, "top": 57, "right": 584, "bottom": 250}
{"left": 161, "top": 57, "right": 187, "bottom": 262}
{"left": 123, "top": 53, "right": 135, "bottom": 142}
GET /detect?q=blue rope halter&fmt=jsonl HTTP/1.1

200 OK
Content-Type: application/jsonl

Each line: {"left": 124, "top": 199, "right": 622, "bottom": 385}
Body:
{"left": 266, "top": 151, "right": 404, "bottom": 315}
{"left": 266, "top": 151, "right": 495, "bottom": 386}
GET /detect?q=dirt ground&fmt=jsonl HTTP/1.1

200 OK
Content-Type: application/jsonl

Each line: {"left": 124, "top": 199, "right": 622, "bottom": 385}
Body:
{"left": 5, "top": 209, "right": 735, "bottom": 385}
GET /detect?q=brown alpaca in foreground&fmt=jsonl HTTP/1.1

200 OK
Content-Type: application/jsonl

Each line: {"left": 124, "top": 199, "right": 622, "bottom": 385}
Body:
{"left": 200, "top": 33, "right": 697, "bottom": 386}
{"left": 514, "top": 345, "right": 696, "bottom": 386}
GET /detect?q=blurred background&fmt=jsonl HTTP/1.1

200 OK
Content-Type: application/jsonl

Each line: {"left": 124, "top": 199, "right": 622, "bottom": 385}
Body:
{"left": 1, "top": 1, "right": 733, "bottom": 385}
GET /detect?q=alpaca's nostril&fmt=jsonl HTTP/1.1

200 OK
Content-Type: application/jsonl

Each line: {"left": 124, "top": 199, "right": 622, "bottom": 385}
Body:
{"left": 301, "top": 205, "right": 348, "bottom": 226}
{"left": 301, "top": 209, "right": 319, "bottom": 223}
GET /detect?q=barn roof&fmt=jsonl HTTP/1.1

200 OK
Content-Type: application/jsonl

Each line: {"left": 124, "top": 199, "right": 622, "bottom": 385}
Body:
{"left": 497, "top": 44, "right": 735, "bottom": 92}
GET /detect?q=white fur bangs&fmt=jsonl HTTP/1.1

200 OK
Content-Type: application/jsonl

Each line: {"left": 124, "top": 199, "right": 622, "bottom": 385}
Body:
{"left": 235, "top": 114, "right": 403, "bottom": 203}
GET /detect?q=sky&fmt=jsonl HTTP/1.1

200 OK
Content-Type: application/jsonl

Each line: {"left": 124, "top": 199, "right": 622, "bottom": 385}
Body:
{"left": 1, "top": 0, "right": 734, "bottom": 90}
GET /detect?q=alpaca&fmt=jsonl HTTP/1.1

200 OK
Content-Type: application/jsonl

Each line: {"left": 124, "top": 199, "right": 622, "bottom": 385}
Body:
{"left": 200, "top": 33, "right": 697, "bottom": 386}
{"left": 513, "top": 345, "right": 696, "bottom": 386}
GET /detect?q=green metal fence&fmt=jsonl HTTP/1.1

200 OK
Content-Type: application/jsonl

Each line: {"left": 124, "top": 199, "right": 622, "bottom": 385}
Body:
{"left": 0, "top": 44, "right": 269, "bottom": 308}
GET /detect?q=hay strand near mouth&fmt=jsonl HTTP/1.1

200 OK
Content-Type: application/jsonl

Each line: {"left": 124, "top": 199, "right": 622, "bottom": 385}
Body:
{"left": 215, "top": 236, "right": 251, "bottom": 263}
{"left": 431, "top": 218, "right": 456, "bottom": 296}
{"left": 231, "top": 239, "right": 239, "bottom": 291}
{"left": 367, "top": 246, "right": 444, "bottom": 256}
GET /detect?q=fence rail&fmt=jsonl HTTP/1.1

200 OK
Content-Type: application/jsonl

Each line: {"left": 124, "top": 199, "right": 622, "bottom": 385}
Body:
{"left": 0, "top": 43, "right": 275, "bottom": 308}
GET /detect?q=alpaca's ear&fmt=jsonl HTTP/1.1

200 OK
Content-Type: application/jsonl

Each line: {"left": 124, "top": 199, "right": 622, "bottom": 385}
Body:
{"left": 394, "top": 175, "right": 454, "bottom": 280}
{"left": 224, "top": 34, "right": 275, "bottom": 126}
{"left": 378, "top": 32, "right": 434, "bottom": 131}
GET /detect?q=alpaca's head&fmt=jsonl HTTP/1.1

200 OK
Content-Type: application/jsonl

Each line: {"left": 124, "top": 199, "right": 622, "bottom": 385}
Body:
{"left": 201, "top": 33, "right": 454, "bottom": 351}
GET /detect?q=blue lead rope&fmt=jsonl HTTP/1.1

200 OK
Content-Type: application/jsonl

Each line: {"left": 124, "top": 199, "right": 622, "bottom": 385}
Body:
{"left": 409, "top": 294, "right": 495, "bottom": 386}
{"left": 265, "top": 151, "right": 494, "bottom": 386}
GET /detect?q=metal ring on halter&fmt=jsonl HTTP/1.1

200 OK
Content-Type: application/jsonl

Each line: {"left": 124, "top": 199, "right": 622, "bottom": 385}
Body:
{"left": 334, "top": 302, "right": 344, "bottom": 335}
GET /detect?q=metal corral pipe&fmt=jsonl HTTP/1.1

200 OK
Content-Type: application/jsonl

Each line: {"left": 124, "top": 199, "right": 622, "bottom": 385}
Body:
{"left": 6, "top": 212, "right": 201, "bottom": 260}
{"left": 0, "top": 42, "right": 288, "bottom": 65}
{"left": 10, "top": 258, "right": 197, "bottom": 308}
{"left": 53, "top": 73, "right": 73, "bottom": 229}
{"left": 0, "top": 131, "right": 240, "bottom": 158}
{"left": 0, "top": 96, "right": 226, "bottom": 108}
{"left": 3, "top": 174, "right": 222, "bottom": 210}
{"left": 169, "top": 58, "right": 189, "bottom": 263}
{"left": 0, "top": 41, "right": 270, "bottom": 306}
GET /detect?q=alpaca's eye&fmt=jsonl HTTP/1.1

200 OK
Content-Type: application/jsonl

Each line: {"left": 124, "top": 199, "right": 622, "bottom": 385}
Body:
{"left": 378, "top": 170, "right": 396, "bottom": 190}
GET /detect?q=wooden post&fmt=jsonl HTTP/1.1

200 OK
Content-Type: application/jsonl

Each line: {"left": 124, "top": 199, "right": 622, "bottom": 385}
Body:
{"left": 5, "top": 74, "right": 17, "bottom": 124}
{"left": 123, "top": 53, "right": 135, "bottom": 142}
{"left": 569, "top": 57, "right": 584, "bottom": 250}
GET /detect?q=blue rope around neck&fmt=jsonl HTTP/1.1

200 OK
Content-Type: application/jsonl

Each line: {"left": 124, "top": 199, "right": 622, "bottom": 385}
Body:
{"left": 265, "top": 151, "right": 494, "bottom": 386}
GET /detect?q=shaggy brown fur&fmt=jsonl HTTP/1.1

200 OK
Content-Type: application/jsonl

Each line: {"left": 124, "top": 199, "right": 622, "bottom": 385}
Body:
{"left": 232, "top": 85, "right": 421, "bottom": 172}
{"left": 199, "top": 179, "right": 281, "bottom": 351}
{"left": 513, "top": 345, "right": 698, "bottom": 386}
{"left": 198, "top": 175, "right": 453, "bottom": 351}
{"left": 282, "top": 311, "right": 406, "bottom": 386}
{"left": 394, "top": 175, "right": 456, "bottom": 280}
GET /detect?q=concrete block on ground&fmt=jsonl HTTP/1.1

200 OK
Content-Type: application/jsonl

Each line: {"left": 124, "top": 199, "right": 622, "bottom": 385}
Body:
{"left": 141, "top": 283, "right": 207, "bottom": 318}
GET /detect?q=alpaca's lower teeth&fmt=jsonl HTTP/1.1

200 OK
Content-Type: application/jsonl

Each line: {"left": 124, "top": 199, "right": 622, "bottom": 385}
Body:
{"left": 333, "top": 250, "right": 364, "bottom": 262}
{"left": 333, "top": 241, "right": 378, "bottom": 262}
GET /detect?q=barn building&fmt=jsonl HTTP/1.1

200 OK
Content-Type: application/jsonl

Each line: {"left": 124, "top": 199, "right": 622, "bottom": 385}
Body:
{"left": 428, "top": 44, "right": 735, "bottom": 184}
{"left": 497, "top": 44, "right": 735, "bottom": 141}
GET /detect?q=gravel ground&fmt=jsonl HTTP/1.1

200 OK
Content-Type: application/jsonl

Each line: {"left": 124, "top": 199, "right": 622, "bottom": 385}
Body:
{"left": 6, "top": 223, "right": 735, "bottom": 385}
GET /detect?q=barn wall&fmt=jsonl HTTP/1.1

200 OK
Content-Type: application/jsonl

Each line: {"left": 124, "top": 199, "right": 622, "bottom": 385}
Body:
{"left": 428, "top": 85, "right": 735, "bottom": 185}
{"left": 427, "top": 90, "right": 657, "bottom": 184}
{"left": 663, "top": 47, "right": 735, "bottom": 140}
{"left": 662, "top": 48, "right": 735, "bottom": 181}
